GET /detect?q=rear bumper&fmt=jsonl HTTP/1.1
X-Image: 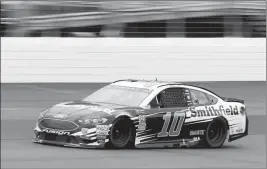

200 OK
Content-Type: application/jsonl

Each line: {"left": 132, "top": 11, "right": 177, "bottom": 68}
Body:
{"left": 228, "top": 116, "right": 249, "bottom": 142}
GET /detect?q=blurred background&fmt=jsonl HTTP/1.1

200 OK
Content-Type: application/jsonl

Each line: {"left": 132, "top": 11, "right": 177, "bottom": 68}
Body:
{"left": 1, "top": 0, "right": 266, "bottom": 38}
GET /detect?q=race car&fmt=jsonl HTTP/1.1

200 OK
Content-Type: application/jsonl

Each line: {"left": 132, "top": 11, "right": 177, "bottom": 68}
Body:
{"left": 33, "top": 79, "right": 248, "bottom": 149}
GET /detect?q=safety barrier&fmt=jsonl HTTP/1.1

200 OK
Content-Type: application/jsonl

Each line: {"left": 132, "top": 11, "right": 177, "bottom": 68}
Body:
{"left": 1, "top": 38, "right": 266, "bottom": 82}
{"left": 2, "top": 0, "right": 265, "bottom": 30}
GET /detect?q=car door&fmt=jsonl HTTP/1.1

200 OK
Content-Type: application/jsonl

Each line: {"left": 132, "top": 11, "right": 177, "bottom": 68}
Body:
{"left": 135, "top": 87, "right": 191, "bottom": 147}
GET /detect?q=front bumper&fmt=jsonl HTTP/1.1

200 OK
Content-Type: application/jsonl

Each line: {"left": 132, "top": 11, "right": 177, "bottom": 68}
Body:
{"left": 33, "top": 124, "right": 111, "bottom": 149}
{"left": 33, "top": 137, "right": 105, "bottom": 148}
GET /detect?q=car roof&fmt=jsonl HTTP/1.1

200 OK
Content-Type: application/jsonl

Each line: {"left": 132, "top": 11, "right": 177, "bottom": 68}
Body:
{"left": 110, "top": 79, "right": 182, "bottom": 90}
{"left": 110, "top": 79, "right": 222, "bottom": 98}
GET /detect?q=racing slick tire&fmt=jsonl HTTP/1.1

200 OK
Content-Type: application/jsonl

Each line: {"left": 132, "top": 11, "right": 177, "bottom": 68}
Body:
{"left": 107, "top": 117, "right": 135, "bottom": 149}
{"left": 203, "top": 117, "right": 228, "bottom": 148}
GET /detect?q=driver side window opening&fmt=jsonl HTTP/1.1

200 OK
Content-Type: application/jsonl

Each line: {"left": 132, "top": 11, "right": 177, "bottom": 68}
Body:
{"left": 190, "top": 89, "right": 210, "bottom": 106}
{"left": 149, "top": 88, "right": 187, "bottom": 109}
{"left": 206, "top": 93, "right": 218, "bottom": 104}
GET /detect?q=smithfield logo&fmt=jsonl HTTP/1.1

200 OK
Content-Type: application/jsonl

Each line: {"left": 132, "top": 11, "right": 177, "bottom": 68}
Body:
{"left": 190, "top": 105, "right": 239, "bottom": 117}
{"left": 53, "top": 113, "right": 68, "bottom": 119}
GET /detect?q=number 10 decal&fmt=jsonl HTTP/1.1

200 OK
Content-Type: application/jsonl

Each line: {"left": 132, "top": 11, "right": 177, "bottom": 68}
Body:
{"left": 157, "top": 111, "right": 186, "bottom": 137}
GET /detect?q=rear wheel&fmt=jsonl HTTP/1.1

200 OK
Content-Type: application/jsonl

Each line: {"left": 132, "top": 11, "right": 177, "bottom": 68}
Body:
{"left": 108, "top": 117, "right": 135, "bottom": 149}
{"left": 203, "top": 118, "right": 228, "bottom": 148}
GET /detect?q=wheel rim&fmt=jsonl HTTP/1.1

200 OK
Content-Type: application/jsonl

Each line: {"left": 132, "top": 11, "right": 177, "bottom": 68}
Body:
{"left": 207, "top": 121, "right": 225, "bottom": 143}
{"left": 111, "top": 120, "right": 131, "bottom": 146}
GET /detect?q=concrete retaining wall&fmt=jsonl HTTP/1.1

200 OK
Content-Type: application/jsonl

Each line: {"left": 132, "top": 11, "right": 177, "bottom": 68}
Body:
{"left": 1, "top": 38, "right": 266, "bottom": 82}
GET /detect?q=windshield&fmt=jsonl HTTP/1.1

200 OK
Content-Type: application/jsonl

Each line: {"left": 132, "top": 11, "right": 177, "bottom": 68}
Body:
{"left": 83, "top": 85, "right": 151, "bottom": 107}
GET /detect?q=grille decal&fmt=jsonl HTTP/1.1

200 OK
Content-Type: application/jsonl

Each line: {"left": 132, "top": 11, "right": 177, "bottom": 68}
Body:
{"left": 39, "top": 118, "right": 79, "bottom": 131}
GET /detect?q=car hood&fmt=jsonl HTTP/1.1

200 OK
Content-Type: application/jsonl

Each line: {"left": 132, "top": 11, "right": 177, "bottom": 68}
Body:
{"left": 43, "top": 101, "right": 139, "bottom": 121}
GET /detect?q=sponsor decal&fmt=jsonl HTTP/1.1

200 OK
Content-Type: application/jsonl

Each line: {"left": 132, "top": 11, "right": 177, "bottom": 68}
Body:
{"left": 81, "top": 128, "right": 89, "bottom": 135}
{"left": 96, "top": 125, "right": 109, "bottom": 143}
{"left": 190, "top": 105, "right": 239, "bottom": 117}
{"left": 235, "top": 125, "right": 243, "bottom": 133}
{"left": 96, "top": 125, "right": 109, "bottom": 136}
{"left": 193, "top": 137, "right": 200, "bottom": 141}
{"left": 97, "top": 136, "right": 106, "bottom": 144}
{"left": 190, "top": 130, "right": 205, "bottom": 136}
{"left": 230, "top": 126, "right": 243, "bottom": 135}
{"left": 230, "top": 128, "right": 235, "bottom": 135}
{"left": 42, "top": 128, "right": 70, "bottom": 136}
{"left": 236, "top": 128, "right": 243, "bottom": 133}
{"left": 137, "top": 115, "right": 146, "bottom": 131}
{"left": 53, "top": 113, "right": 68, "bottom": 119}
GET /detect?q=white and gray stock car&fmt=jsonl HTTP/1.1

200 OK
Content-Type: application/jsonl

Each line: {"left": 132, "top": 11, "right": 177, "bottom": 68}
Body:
{"left": 33, "top": 79, "right": 248, "bottom": 149}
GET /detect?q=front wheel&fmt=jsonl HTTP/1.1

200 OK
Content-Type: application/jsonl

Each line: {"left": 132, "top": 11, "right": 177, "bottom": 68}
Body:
{"left": 203, "top": 118, "right": 228, "bottom": 148}
{"left": 108, "top": 117, "right": 135, "bottom": 149}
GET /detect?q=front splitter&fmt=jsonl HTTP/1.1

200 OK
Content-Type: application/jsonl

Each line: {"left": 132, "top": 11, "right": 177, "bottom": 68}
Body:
{"left": 33, "top": 139, "right": 105, "bottom": 149}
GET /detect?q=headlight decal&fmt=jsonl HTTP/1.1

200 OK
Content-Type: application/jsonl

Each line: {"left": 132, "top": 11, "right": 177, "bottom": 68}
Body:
{"left": 78, "top": 118, "right": 108, "bottom": 125}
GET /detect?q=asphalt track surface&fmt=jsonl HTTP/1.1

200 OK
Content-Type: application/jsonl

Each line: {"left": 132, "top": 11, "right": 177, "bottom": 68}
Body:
{"left": 1, "top": 82, "right": 266, "bottom": 168}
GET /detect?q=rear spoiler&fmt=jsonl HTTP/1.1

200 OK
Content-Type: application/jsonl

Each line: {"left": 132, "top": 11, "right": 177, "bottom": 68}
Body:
{"left": 222, "top": 97, "right": 244, "bottom": 104}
